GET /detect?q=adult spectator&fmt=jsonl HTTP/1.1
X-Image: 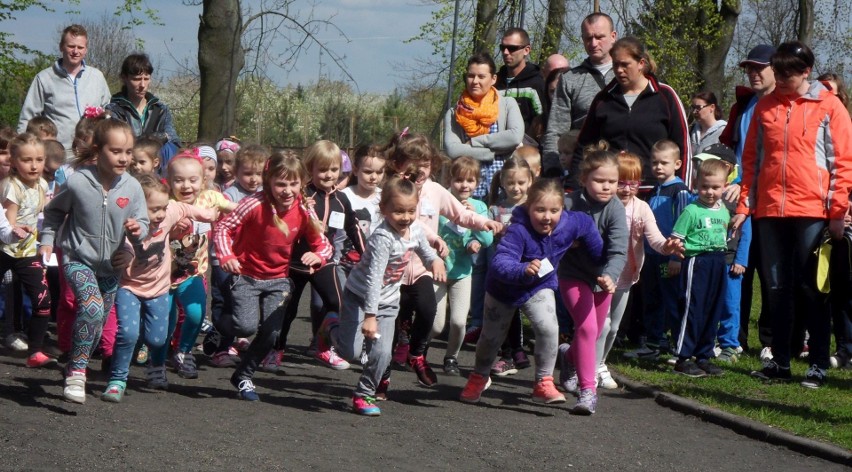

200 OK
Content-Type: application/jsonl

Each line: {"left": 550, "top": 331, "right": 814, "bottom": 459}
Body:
{"left": 817, "top": 72, "right": 849, "bottom": 109}
{"left": 718, "top": 44, "right": 776, "bottom": 355}
{"left": 542, "top": 13, "right": 617, "bottom": 177}
{"left": 731, "top": 41, "right": 852, "bottom": 389}
{"left": 444, "top": 53, "right": 524, "bottom": 199}
{"left": 495, "top": 28, "right": 546, "bottom": 134}
{"left": 17, "top": 24, "right": 111, "bottom": 159}
{"left": 541, "top": 54, "right": 569, "bottom": 80}
{"left": 105, "top": 54, "right": 181, "bottom": 148}
{"left": 689, "top": 91, "right": 726, "bottom": 154}
{"left": 570, "top": 37, "right": 691, "bottom": 189}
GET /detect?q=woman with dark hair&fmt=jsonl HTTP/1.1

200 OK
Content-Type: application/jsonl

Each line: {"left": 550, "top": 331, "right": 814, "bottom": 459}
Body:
{"left": 570, "top": 37, "right": 691, "bottom": 189}
{"left": 689, "top": 91, "right": 726, "bottom": 154}
{"left": 444, "top": 52, "right": 524, "bottom": 200}
{"left": 817, "top": 72, "right": 850, "bottom": 110}
{"left": 731, "top": 41, "right": 852, "bottom": 388}
{"left": 105, "top": 53, "right": 181, "bottom": 146}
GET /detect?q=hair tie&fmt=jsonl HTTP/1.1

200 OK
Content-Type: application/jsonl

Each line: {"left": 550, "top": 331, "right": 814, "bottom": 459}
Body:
{"left": 173, "top": 147, "right": 205, "bottom": 166}
{"left": 83, "top": 106, "right": 105, "bottom": 119}
{"left": 399, "top": 127, "right": 409, "bottom": 138}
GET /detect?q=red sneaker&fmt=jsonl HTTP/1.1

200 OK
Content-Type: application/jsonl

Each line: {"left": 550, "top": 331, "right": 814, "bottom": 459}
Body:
{"left": 531, "top": 376, "right": 566, "bottom": 404}
{"left": 26, "top": 351, "right": 57, "bottom": 368}
{"left": 408, "top": 354, "right": 437, "bottom": 387}
{"left": 460, "top": 372, "right": 491, "bottom": 403}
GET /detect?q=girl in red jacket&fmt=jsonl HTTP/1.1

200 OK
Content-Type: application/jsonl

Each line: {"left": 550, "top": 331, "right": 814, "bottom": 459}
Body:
{"left": 213, "top": 152, "right": 333, "bottom": 401}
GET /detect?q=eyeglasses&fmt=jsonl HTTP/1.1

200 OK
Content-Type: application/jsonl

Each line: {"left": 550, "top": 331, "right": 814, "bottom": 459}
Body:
{"left": 499, "top": 43, "right": 527, "bottom": 53}
{"left": 691, "top": 104, "right": 710, "bottom": 112}
{"left": 617, "top": 180, "right": 640, "bottom": 189}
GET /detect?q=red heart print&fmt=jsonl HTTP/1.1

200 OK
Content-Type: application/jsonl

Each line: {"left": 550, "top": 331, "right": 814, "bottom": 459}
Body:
{"left": 116, "top": 197, "right": 130, "bottom": 209}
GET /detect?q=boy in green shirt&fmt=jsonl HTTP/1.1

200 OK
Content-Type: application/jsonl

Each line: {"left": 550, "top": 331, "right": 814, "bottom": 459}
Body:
{"left": 669, "top": 159, "right": 731, "bottom": 377}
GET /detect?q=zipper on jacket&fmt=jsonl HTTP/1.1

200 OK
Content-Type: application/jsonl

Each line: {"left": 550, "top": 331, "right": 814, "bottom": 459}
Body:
{"left": 100, "top": 192, "right": 107, "bottom": 274}
{"left": 781, "top": 106, "right": 791, "bottom": 216}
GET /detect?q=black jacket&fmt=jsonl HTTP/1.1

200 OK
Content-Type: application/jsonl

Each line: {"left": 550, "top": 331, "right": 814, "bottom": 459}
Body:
{"left": 497, "top": 62, "right": 546, "bottom": 131}
{"left": 105, "top": 91, "right": 180, "bottom": 144}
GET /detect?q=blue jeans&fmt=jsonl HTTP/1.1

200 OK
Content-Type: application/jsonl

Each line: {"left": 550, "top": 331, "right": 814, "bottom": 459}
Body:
{"left": 111, "top": 288, "right": 171, "bottom": 382}
{"left": 468, "top": 244, "right": 492, "bottom": 329}
{"left": 756, "top": 217, "right": 830, "bottom": 369}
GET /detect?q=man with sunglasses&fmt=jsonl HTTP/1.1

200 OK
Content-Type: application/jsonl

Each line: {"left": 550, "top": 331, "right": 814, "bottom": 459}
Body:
{"left": 542, "top": 13, "right": 617, "bottom": 178}
{"left": 495, "top": 28, "right": 546, "bottom": 135}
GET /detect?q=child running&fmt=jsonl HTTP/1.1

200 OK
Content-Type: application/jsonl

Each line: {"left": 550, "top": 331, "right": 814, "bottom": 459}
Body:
{"left": 558, "top": 142, "right": 629, "bottom": 415}
{"left": 460, "top": 178, "right": 603, "bottom": 404}
{"left": 318, "top": 175, "right": 445, "bottom": 415}
{"left": 339, "top": 144, "right": 387, "bottom": 270}
{"left": 213, "top": 152, "right": 332, "bottom": 401}
{"left": 105, "top": 174, "right": 218, "bottom": 400}
{"left": 40, "top": 118, "right": 149, "bottom": 404}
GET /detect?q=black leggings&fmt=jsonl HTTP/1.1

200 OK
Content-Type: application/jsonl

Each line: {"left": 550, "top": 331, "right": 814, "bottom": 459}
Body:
{"left": 1, "top": 254, "right": 51, "bottom": 353}
{"left": 397, "top": 276, "right": 437, "bottom": 357}
{"left": 276, "top": 264, "right": 343, "bottom": 350}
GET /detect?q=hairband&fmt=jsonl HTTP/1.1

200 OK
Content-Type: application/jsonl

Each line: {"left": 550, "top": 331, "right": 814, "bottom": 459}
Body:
{"left": 172, "top": 148, "right": 205, "bottom": 166}
{"left": 83, "top": 106, "right": 105, "bottom": 119}
{"left": 197, "top": 145, "right": 217, "bottom": 163}
{"left": 216, "top": 139, "right": 240, "bottom": 153}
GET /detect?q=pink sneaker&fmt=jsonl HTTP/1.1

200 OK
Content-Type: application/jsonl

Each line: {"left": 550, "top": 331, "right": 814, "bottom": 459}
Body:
{"left": 392, "top": 342, "right": 409, "bottom": 367}
{"left": 26, "top": 351, "right": 57, "bottom": 368}
{"left": 260, "top": 349, "right": 284, "bottom": 373}
{"left": 315, "top": 346, "right": 350, "bottom": 370}
{"left": 234, "top": 338, "right": 251, "bottom": 352}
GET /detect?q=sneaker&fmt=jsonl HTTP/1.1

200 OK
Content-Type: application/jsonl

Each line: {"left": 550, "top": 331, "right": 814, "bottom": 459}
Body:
{"left": 596, "top": 364, "right": 618, "bottom": 389}
{"left": 5, "top": 333, "right": 28, "bottom": 352}
{"left": 202, "top": 329, "right": 221, "bottom": 356}
{"left": 799, "top": 343, "right": 810, "bottom": 359}
{"left": 315, "top": 346, "right": 350, "bottom": 370}
{"left": 674, "top": 359, "right": 707, "bottom": 378}
{"left": 408, "top": 354, "right": 437, "bottom": 387}
{"left": 234, "top": 338, "right": 251, "bottom": 352}
{"left": 801, "top": 364, "right": 827, "bottom": 389}
{"left": 391, "top": 342, "right": 409, "bottom": 367}
{"left": 259, "top": 349, "right": 284, "bottom": 373}
{"left": 463, "top": 326, "right": 481, "bottom": 345}
{"left": 352, "top": 395, "right": 381, "bottom": 416}
{"left": 491, "top": 358, "right": 518, "bottom": 377}
{"left": 135, "top": 344, "right": 149, "bottom": 365}
{"left": 209, "top": 350, "right": 237, "bottom": 368}
{"left": 624, "top": 345, "right": 660, "bottom": 360}
{"left": 513, "top": 350, "right": 531, "bottom": 369}
{"left": 532, "top": 376, "right": 566, "bottom": 404}
{"left": 146, "top": 365, "right": 169, "bottom": 390}
{"left": 101, "top": 380, "right": 126, "bottom": 403}
{"left": 173, "top": 352, "right": 199, "bottom": 379}
{"left": 759, "top": 346, "right": 774, "bottom": 365}
{"left": 199, "top": 319, "right": 213, "bottom": 334}
{"left": 231, "top": 375, "right": 259, "bottom": 401}
{"left": 558, "top": 343, "right": 578, "bottom": 394}
{"left": 305, "top": 337, "right": 318, "bottom": 357}
{"left": 63, "top": 370, "right": 87, "bottom": 404}
{"left": 750, "top": 360, "right": 791, "bottom": 382}
{"left": 26, "top": 351, "right": 57, "bottom": 368}
{"left": 716, "top": 346, "right": 739, "bottom": 363}
{"left": 316, "top": 312, "right": 340, "bottom": 352}
{"left": 696, "top": 359, "right": 724, "bottom": 376}
{"left": 460, "top": 372, "right": 492, "bottom": 403}
{"left": 376, "top": 378, "right": 390, "bottom": 401}
{"left": 443, "top": 357, "right": 460, "bottom": 376}
{"left": 572, "top": 388, "right": 597, "bottom": 415}
{"left": 830, "top": 353, "right": 849, "bottom": 369}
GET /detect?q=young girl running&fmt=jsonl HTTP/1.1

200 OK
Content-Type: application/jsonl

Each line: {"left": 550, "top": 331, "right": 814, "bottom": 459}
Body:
{"left": 269, "top": 140, "right": 365, "bottom": 372}
{"left": 339, "top": 144, "right": 387, "bottom": 271}
{"left": 460, "top": 179, "right": 603, "bottom": 404}
{"left": 557, "top": 142, "right": 629, "bottom": 415}
{"left": 40, "top": 118, "right": 149, "bottom": 404}
{"left": 213, "top": 152, "right": 332, "bottom": 401}
{"left": 104, "top": 174, "right": 219, "bottom": 400}
{"left": 431, "top": 156, "right": 493, "bottom": 375}
{"left": 594, "top": 152, "right": 681, "bottom": 389}
{"left": 317, "top": 176, "right": 446, "bottom": 416}
{"left": 3, "top": 133, "right": 53, "bottom": 367}
{"left": 386, "top": 131, "right": 501, "bottom": 388}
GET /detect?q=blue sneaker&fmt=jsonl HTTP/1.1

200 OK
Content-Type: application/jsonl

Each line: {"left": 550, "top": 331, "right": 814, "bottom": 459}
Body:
{"left": 353, "top": 395, "right": 381, "bottom": 416}
{"left": 231, "top": 375, "right": 259, "bottom": 401}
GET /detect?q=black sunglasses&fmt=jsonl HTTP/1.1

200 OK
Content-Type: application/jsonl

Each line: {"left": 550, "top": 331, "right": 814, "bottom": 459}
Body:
{"left": 499, "top": 43, "right": 527, "bottom": 53}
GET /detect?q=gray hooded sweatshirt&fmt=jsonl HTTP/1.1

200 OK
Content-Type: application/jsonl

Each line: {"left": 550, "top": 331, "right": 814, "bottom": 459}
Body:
{"left": 41, "top": 167, "right": 149, "bottom": 277}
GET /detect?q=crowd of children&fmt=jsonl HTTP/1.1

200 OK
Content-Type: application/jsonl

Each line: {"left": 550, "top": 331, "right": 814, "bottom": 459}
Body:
{"left": 2, "top": 68, "right": 851, "bottom": 418}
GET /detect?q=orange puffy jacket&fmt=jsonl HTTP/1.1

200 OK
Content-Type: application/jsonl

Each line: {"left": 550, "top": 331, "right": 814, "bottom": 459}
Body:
{"left": 737, "top": 81, "right": 852, "bottom": 220}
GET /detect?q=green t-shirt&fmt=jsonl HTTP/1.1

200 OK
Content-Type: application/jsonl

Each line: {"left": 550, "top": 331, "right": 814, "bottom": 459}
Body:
{"left": 671, "top": 201, "right": 730, "bottom": 257}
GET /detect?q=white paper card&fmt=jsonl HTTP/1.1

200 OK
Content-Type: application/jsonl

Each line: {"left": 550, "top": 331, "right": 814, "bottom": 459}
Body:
{"left": 328, "top": 211, "right": 345, "bottom": 229}
{"left": 537, "top": 258, "right": 554, "bottom": 277}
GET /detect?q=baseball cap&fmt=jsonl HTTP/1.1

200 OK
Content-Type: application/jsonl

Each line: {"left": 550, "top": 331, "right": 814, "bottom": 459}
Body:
{"left": 739, "top": 44, "right": 775, "bottom": 67}
{"left": 694, "top": 143, "right": 736, "bottom": 166}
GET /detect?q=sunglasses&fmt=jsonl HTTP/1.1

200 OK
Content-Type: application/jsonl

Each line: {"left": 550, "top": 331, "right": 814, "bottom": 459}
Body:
{"left": 691, "top": 104, "right": 710, "bottom": 112}
{"left": 499, "top": 43, "right": 527, "bottom": 53}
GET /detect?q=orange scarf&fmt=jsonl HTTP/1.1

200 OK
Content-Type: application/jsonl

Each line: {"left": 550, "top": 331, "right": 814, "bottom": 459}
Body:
{"left": 455, "top": 86, "right": 500, "bottom": 137}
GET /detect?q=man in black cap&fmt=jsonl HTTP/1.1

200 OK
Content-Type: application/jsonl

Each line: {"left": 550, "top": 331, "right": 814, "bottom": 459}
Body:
{"left": 718, "top": 45, "right": 776, "bottom": 360}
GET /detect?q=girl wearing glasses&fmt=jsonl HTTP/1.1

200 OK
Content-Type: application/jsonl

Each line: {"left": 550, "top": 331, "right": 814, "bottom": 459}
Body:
{"left": 689, "top": 92, "right": 727, "bottom": 154}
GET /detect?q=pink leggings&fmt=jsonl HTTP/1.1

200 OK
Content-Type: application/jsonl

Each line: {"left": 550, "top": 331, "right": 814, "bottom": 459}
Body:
{"left": 559, "top": 279, "right": 612, "bottom": 391}
{"left": 56, "top": 254, "right": 117, "bottom": 356}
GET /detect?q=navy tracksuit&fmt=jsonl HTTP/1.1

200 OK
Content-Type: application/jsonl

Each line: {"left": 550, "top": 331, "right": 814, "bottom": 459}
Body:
{"left": 674, "top": 252, "right": 727, "bottom": 360}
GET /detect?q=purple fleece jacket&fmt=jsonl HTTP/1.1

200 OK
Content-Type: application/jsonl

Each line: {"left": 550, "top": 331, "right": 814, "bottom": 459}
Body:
{"left": 486, "top": 205, "right": 603, "bottom": 307}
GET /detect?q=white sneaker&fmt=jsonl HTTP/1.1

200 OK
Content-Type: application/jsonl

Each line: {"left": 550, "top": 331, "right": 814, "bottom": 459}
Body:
{"left": 759, "top": 347, "right": 773, "bottom": 366}
{"left": 596, "top": 364, "right": 618, "bottom": 389}
{"left": 5, "top": 333, "right": 28, "bottom": 352}
{"left": 63, "top": 371, "right": 87, "bottom": 404}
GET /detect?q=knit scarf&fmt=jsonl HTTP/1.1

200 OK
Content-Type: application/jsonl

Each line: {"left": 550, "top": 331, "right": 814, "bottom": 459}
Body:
{"left": 455, "top": 86, "right": 500, "bottom": 137}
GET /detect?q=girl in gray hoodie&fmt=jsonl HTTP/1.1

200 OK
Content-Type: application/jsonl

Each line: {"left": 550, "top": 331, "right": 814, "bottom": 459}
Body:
{"left": 40, "top": 117, "right": 149, "bottom": 404}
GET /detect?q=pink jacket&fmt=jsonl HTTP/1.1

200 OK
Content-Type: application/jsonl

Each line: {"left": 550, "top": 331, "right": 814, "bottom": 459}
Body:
{"left": 617, "top": 196, "right": 668, "bottom": 290}
{"left": 402, "top": 180, "right": 491, "bottom": 284}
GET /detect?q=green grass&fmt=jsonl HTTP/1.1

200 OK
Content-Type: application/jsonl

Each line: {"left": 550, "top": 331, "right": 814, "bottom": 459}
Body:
{"left": 607, "top": 281, "right": 852, "bottom": 450}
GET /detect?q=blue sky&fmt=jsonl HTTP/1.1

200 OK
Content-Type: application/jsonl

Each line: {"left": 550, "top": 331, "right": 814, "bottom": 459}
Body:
{"left": 7, "top": 0, "right": 440, "bottom": 94}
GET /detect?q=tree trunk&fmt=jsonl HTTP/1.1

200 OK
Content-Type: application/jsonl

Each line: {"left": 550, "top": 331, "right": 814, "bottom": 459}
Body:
{"left": 473, "top": 0, "right": 498, "bottom": 54}
{"left": 198, "top": 0, "right": 244, "bottom": 142}
{"left": 538, "top": 0, "right": 566, "bottom": 63}
{"left": 796, "top": 0, "right": 814, "bottom": 44}
{"left": 697, "top": 0, "right": 740, "bottom": 99}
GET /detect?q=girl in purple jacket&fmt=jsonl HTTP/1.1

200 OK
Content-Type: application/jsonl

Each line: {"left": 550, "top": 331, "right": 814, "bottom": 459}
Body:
{"left": 460, "top": 179, "right": 603, "bottom": 405}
